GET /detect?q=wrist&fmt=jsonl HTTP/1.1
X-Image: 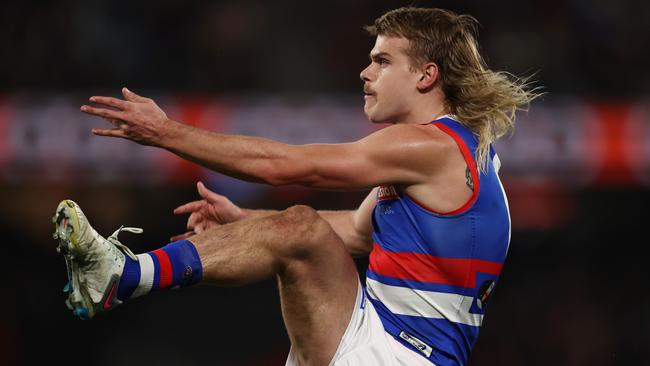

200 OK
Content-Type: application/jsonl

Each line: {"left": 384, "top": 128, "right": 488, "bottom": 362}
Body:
{"left": 159, "top": 119, "right": 189, "bottom": 150}
{"left": 241, "top": 209, "right": 255, "bottom": 219}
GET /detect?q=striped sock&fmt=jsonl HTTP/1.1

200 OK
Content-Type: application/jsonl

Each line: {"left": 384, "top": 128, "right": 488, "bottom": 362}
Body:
{"left": 116, "top": 240, "right": 203, "bottom": 302}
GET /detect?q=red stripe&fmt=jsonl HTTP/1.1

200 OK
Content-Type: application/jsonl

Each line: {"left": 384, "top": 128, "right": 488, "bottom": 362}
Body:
{"left": 368, "top": 243, "right": 502, "bottom": 288}
{"left": 152, "top": 249, "right": 173, "bottom": 289}
{"left": 408, "top": 122, "right": 480, "bottom": 216}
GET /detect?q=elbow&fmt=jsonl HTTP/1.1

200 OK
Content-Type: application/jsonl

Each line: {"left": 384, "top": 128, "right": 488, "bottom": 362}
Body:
{"left": 264, "top": 175, "right": 318, "bottom": 188}
{"left": 246, "top": 159, "right": 296, "bottom": 186}
{"left": 263, "top": 175, "right": 292, "bottom": 187}
{"left": 259, "top": 167, "right": 317, "bottom": 187}
{"left": 254, "top": 170, "right": 286, "bottom": 187}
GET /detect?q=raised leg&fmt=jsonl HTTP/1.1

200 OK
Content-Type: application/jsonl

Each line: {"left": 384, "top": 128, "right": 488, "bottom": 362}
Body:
{"left": 190, "top": 205, "right": 359, "bottom": 365}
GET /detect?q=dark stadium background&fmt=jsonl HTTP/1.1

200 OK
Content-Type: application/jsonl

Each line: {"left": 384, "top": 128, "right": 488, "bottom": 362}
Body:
{"left": 2, "top": 1, "right": 649, "bottom": 365}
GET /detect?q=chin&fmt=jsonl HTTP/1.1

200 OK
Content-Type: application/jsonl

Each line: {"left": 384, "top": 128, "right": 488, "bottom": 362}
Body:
{"left": 366, "top": 110, "right": 392, "bottom": 124}
{"left": 365, "top": 102, "right": 398, "bottom": 124}
{"left": 364, "top": 106, "right": 382, "bottom": 123}
{"left": 365, "top": 111, "right": 379, "bottom": 123}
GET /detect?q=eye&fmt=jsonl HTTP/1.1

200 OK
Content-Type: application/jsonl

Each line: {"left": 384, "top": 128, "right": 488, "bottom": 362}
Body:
{"left": 378, "top": 58, "right": 389, "bottom": 65}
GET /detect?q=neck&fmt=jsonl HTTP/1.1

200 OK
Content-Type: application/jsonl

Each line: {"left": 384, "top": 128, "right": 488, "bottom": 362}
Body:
{"left": 396, "top": 88, "right": 448, "bottom": 124}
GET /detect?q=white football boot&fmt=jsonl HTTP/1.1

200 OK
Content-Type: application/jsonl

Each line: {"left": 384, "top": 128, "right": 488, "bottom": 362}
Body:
{"left": 52, "top": 199, "right": 142, "bottom": 319}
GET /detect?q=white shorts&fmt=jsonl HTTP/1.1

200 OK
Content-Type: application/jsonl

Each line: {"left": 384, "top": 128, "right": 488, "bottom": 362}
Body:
{"left": 285, "top": 281, "right": 433, "bottom": 366}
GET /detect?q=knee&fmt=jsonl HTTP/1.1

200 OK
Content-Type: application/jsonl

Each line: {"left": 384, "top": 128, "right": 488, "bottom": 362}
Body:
{"left": 283, "top": 205, "right": 321, "bottom": 225}
{"left": 278, "top": 205, "right": 339, "bottom": 259}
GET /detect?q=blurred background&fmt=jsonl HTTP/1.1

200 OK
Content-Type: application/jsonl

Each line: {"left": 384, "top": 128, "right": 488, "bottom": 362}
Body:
{"left": 1, "top": 0, "right": 649, "bottom": 365}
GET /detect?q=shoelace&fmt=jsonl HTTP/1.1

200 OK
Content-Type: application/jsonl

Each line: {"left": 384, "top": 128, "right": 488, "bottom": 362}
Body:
{"left": 107, "top": 225, "right": 142, "bottom": 261}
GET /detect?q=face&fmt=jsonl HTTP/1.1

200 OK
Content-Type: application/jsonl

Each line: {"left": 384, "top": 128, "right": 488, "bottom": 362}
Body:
{"left": 360, "top": 35, "right": 422, "bottom": 124}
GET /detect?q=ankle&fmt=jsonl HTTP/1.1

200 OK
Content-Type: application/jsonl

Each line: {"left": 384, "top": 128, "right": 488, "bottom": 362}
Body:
{"left": 116, "top": 240, "right": 203, "bottom": 302}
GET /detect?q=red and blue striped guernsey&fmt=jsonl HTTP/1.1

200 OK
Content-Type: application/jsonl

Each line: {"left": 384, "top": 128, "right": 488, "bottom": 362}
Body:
{"left": 366, "top": 116, "right": 510, "bottom": 366}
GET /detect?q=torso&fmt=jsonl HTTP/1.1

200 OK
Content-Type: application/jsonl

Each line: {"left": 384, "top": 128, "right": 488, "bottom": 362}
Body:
{"left": 365, "top": 116, "right": 511, "bottom": 366}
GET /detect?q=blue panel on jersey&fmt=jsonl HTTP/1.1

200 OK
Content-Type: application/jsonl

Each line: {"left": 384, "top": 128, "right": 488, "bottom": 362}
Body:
{"left": 370, "top": 296, "right": 480, "bottom": 366}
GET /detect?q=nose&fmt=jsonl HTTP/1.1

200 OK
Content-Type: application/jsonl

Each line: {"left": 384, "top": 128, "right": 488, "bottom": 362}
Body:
{"left": 360, "top": 63, "right": 372, "bottom": 82}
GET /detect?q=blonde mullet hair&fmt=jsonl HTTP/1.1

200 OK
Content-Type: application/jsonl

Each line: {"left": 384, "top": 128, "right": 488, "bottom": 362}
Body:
{"left": 366, "top": 7, "right": 541, "bottom": 172}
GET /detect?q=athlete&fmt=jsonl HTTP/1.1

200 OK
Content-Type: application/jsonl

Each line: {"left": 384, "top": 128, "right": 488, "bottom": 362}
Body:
{"left": 56, "top": 7, "right": 538, "bottom": 366}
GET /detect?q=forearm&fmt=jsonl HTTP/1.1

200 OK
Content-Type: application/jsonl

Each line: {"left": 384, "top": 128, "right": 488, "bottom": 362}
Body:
{"left": 314, "top": 210, "right": 372, "bottom": 257}
{"left": 241, "top": 208, "right": 280, "bottom": 219}
{"left": 161, "top": 122, "right": 300, "bottom": 185}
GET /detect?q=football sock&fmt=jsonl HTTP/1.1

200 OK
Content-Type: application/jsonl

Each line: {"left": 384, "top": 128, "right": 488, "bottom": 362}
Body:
{"left": 116, "top": 240, "right": 203, "bottom": 302}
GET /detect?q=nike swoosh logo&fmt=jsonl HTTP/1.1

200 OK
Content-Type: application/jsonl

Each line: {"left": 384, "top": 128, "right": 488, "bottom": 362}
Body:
{"left": 103, "top": 282, "right": 118, "bottom": 310}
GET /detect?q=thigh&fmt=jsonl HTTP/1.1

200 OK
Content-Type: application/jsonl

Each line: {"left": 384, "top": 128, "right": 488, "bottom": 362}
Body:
{"left": 276, "top": 210, "right": 359, "bottom": 366}
{"left": 320, "top": 290, "right": 431, "bottom": 366}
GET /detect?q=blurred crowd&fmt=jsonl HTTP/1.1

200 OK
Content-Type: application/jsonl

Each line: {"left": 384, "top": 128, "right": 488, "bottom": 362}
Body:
{"left": 1, "top": 0, "right": 649, "bottom": 96}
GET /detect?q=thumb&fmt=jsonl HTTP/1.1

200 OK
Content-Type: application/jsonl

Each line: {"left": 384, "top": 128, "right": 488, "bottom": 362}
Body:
{"left": 122, "top": 87, "right": 148, "bottom": 102}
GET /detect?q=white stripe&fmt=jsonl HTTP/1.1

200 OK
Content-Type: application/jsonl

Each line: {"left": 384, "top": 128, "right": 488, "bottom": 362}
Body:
{"left": 131, "top": 253, "right": 154, "bottom": 298}
{"left": 366, "top": 278, "right": 483, "bottom": 327}
{"left": 493, "top": 154, "right": 512, "bottom": 250}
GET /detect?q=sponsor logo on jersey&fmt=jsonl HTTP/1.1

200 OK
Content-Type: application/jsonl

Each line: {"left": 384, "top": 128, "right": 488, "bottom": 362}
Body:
{"left": 399, "top": 331, "right": 432, "bottom": 357}
{"left": 377, "top": 185, "right": 399, "bottom": 201}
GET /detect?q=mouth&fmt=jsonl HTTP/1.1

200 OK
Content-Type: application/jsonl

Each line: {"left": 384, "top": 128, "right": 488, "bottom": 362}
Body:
{"left": 363, "top": 85, "right": 375, "bottom": 98}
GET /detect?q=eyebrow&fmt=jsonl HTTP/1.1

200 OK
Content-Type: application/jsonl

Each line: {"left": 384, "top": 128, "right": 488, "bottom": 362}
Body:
{"left": 369, "top": 51, "right": 392, "bottom": 60}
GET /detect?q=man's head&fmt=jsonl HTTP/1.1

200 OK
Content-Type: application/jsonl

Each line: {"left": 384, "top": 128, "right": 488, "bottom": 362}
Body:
{"left": 362, "top": 7, "right": 539, "bottom": 170}
{"left": 360, "top": 34, "right": 441, "bottom": 124}
{"left": 361, "top": 7, "right": 482, "bottom": 124}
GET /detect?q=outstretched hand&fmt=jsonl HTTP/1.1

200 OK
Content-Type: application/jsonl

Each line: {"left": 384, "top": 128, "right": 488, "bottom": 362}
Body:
{"left": 81, "top": 87, "right": 175, "bottom": 146}
{"left": 170, "top": 181, "right": 248, "bottom": 241}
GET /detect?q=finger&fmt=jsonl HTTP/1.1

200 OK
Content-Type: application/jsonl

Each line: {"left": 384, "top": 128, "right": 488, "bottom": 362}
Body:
{"left": 197, "top": 181, "right": 223, "bottom": 203}
{"left": 170, "top": 231, "right": 195, "bottom": 242}
{"left": 89, "top": 96, "right": 130, "bottom": 111}
{"left": 173, "top": 200, "right": 205, "bottom": 215}
{"left": 81, "top": 105, "right": 126, "bottom": 120}
{"left": 122, "top": 87, "right": 150, "bottom": 103}
{"left": 91, "top": 128, "right": 129, "bottom": 138}
{"left": 187, "top": 211, "right": 203, "bottom": 230}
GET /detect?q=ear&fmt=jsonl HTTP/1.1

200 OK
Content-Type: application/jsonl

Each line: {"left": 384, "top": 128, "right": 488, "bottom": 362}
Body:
{"left": 416, "top": 62, "right": 439, "bottom": 91}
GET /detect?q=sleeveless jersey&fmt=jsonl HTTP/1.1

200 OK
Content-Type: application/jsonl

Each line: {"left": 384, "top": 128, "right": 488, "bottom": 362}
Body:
{"left": 366, "top": 116, "right": 511, "bottom": 366}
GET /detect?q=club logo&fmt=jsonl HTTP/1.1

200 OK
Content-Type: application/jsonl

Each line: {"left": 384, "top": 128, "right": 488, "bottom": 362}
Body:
{"left": 377, "top": 185, "right": 399, "bottom": 201}
{"left": 477, "top": 280, "right": 496, "bottom": 310}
